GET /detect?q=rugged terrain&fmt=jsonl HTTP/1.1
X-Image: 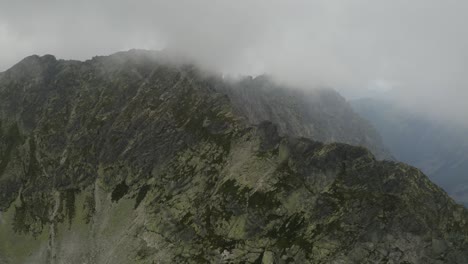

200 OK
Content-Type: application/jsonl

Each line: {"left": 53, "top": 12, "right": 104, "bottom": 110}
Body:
{"left": 0, "top": 50, "right": 467, "bottom": 263}
{"left": 215, "top": 76, "right": 391, "bottom": 160}
{"left": 352, "top": 98, "right": 468, "bottom": 206}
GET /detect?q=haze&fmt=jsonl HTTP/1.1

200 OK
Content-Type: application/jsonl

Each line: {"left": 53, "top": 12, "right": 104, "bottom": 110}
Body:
{"left": 1, "top": 0, "right": 467, "bottom": 127}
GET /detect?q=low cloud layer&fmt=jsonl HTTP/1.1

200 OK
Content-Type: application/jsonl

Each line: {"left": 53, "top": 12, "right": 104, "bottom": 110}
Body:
{"left": 1, "top": 0, "right": 467, "bottom": 126}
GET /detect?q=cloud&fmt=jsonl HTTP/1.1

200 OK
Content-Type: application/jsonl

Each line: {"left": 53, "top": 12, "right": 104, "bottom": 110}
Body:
{"left": 0, "top": 0, "right": 467, "bottom": 126}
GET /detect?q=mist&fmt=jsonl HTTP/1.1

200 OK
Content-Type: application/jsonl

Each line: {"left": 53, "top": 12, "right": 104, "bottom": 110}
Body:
{"left": 1, "top": 0, "right": 467, "bottom": 127}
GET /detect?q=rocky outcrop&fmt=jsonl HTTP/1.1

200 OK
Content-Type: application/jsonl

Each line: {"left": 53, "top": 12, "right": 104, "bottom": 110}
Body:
{"left": 0, "top": 51, "right": 466, "bottom": 263}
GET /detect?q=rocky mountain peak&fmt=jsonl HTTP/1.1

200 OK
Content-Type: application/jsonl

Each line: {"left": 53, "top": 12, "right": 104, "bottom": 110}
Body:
{"left": 0, "top": 51, "right": 466, "bottom": 263}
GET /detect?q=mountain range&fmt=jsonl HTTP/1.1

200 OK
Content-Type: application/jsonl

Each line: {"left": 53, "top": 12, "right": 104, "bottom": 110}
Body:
{"left": 352, "top": 98, "right": 468, "bottom": 207}
{"left": 0, "top": 50, "right": 467, "bottom": 263}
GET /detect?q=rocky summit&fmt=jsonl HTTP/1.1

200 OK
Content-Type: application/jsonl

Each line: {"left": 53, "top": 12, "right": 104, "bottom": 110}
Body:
{"left": 0, "top": 50, "right": 467, "bottom": 263}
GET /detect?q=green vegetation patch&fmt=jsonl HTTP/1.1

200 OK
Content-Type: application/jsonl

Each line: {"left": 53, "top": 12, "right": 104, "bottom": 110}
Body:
{"left": 111, "top": 180, "right": 130, "bottom": 202}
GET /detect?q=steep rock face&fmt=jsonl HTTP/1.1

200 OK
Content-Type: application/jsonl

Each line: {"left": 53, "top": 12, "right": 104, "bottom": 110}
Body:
{"left": 0, "top": 51, "right": 467, "bottom": 263}
{"left": 214, "top": 76, "right": 392, "bottom": 160}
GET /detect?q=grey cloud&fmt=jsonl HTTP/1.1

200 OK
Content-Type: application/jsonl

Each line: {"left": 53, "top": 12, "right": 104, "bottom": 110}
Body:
{"left": 0, "top": 0, "right": 467, "bottom": 126}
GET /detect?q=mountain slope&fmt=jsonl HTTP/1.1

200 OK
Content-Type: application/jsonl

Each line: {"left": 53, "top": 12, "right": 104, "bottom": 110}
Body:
{"left": 0, "top": 51, "right": 467, "bottom": 263}
{"left": 214, "top": 76, "right": 392, "bottom": 160}
{"left": 351, "top": 98, "right": 468, "bottom": 206}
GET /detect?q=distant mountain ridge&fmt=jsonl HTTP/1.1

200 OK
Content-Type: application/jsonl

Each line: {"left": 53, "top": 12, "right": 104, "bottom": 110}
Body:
{"left": 351, "top": 98, "right": 468, "bottom": 206}
{"left": 0, "top": 50, "right": 466, "bottom": 263}
{"left": 214, "top": 75, "right": 392, "bottom": 160}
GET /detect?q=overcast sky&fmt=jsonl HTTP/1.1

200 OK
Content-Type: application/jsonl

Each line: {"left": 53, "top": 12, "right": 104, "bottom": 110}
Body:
{"left": 1, "top": 0, "right": 467, "bottom": 126}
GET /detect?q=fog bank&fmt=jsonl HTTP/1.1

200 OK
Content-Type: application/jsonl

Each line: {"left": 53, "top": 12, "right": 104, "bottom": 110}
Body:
{"left": 1, "top": 0, "right": 467, "bottom": 126}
